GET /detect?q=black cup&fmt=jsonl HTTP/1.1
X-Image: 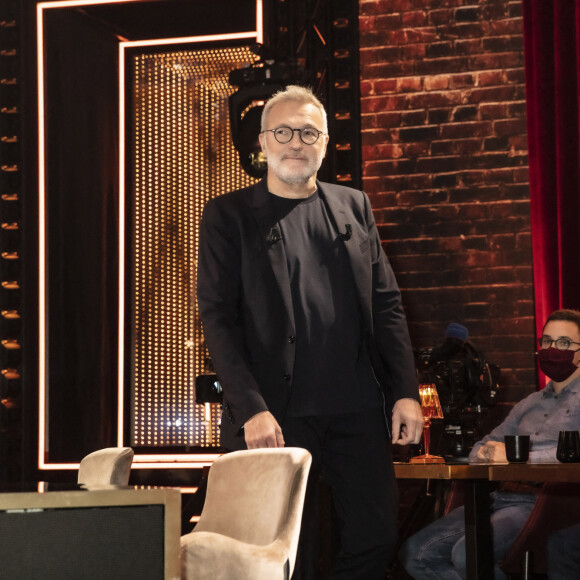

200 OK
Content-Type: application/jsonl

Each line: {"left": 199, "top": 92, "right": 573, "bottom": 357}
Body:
{"left": 557, "top": 430, "right": 580, "bottom": 463}
{"left": 504, "top": 435, "right": 530, "bottom": 463}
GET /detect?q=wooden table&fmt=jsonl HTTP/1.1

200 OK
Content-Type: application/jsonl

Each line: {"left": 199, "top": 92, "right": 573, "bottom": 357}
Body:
{"left": 488, "top": 462, "right": 580, "bottom": 482}
{"left": 394, "top": 462, "right": 493, "bottom": 580}
{"left": 394, "top": 461, "right": 580, "bottom": 579}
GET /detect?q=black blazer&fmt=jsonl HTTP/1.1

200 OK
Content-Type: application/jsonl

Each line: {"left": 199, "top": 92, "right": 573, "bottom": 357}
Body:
{"left": 197, "top": 178, "right": 419, "bottom": 450}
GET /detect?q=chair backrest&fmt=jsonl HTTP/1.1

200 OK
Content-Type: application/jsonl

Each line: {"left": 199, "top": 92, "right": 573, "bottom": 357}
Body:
{"left": 194, "top": 447, "right": 312, "bottom": 567}
{"left": 77, "top": 447, "right": 134, "bottom": 489}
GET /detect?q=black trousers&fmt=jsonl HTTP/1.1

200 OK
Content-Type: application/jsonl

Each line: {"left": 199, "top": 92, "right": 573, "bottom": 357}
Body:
{"left": 282, "top": 407, "right": 398, "bottom": 580}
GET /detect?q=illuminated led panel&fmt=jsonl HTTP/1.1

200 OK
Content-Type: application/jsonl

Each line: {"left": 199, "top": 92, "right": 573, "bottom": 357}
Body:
{"left": 130, "top": 47, "right": 256, "bottom": 448}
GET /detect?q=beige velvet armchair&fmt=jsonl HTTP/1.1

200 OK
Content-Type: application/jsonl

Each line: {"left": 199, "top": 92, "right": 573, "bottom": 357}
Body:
{"left": 77, "top": 446, "right": 134, "bottom": 490}
{"left": 180, "top": 447, "right": 312, "bottom": 580}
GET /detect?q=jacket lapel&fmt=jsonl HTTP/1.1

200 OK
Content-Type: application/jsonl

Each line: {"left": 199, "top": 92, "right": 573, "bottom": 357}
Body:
{"left": 319, "top": 183, "right": 373, "bottom": 330}
{"left": 251, "top": 180, "right": 296, "bottom": 329}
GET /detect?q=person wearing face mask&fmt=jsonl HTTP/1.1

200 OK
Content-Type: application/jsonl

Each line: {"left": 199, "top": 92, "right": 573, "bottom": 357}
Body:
{"left": 399, "top": 308, "right": 580, "bottom": 580}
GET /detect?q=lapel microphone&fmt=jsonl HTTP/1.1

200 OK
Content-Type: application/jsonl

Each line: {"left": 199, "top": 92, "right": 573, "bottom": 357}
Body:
{"left": 267, "top": 227, "right": 283, "bottom": 246}
{"left": 338, "top": 224, "right": 352, "bottom": 241}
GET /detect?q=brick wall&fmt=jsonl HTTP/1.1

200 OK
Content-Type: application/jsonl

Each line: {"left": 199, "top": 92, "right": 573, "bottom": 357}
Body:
{"left": 359, "top": 0, "right": 535, "bottom": 404}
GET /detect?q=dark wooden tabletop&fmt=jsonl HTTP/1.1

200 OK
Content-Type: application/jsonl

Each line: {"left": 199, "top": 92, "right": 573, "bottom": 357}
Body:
{"left": 394, "top": 461, "right": 580, "bottom": 482}
{"left": 393, "top": 462, "right": 490, "bottom": 480}
{"left": 488, "top": 462, "right": 580, "bottom": 482}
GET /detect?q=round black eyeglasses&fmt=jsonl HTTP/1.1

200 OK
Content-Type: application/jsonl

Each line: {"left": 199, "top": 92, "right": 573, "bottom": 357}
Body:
{"left": 261, "top": 126, "right": 324, "bottom": 145}
{"left": 537, "top": 337, "right": 580, "bottom": 350}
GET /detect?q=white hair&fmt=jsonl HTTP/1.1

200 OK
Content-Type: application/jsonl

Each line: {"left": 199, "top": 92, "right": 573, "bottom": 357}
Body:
{"left": 261, "top": 85, "right": 328, "bottom": 133}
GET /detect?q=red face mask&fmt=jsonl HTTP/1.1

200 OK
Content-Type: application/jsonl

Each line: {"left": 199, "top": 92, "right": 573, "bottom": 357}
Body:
{"left": 537, "top": 347, "right": 579, "bottom": 382}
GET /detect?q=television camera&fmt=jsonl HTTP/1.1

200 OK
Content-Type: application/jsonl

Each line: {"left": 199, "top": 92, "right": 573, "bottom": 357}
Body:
{"left": 415, "top": 323, "right": 501, "bottom": 462}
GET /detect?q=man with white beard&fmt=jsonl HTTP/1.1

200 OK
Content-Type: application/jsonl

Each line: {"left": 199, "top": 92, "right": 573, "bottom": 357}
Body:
{"left": 197, "top": 85, "right": 422, "bottom": 579}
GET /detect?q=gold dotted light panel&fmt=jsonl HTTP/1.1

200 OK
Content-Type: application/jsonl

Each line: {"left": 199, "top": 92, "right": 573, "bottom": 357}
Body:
{"left": 130, "top": 46, "right": 256, "bottom": 448}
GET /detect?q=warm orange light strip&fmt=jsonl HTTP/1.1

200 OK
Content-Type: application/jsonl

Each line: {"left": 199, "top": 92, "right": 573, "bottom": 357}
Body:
{"left": 117, "top": 30, "right": 126, "bottom": 450}
{"left": 119, "top": 32, "right": 259, "bottom": 49}
{"left": 257, "top": 0, "right": 264, "bottom": 45}
{"left": 117, "top": 21, "right": 261, "bottom": 454}
{"left": 36, "top": 0, "right": 163, "bottom": 472}
{"left": 36, "top": 1, "right": 47, "bottom": 473}
{"left": 116, "top": 4, "right": 261, "bottom": 461}
{"left": 38, "top": 0, "right": 137, "bottom": 7}
{"left": 178, "top": 487, "right": 199, "bottom": 494}
{"left": 36, "top": 459, "right": 219, "bottom": 471}
{"left": 132, "top": 453, "right": 222, "bottom": 463}
{"left": 37, "top": 0, "right": 159, "bottom": 471}
{"left": 37, "top": 0, "right": 261, "bottom": 469}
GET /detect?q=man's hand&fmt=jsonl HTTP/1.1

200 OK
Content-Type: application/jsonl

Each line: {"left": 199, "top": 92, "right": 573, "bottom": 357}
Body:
{"left": 244, "top": 411, "right": 285, "bottom": 449}
{"left": 476, "top": 441, "right": 507, "bottom": 463}
{"left": 392, "top": 398, "right": 423, "bottom": 445}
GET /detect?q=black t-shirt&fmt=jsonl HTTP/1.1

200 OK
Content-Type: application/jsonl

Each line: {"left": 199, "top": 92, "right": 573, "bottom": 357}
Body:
{"left": 269, "top": 190, "right": 382, "bottom": 416}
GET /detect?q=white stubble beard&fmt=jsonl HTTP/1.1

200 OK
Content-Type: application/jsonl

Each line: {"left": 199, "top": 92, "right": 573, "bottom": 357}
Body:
{"left": 263, "top": 143, "right": 326, "bottom": 186}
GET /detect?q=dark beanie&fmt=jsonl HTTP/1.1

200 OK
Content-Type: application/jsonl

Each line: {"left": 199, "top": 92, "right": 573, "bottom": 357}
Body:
{"left": 445, "top": 322, "right": 469, "bottom": 342}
